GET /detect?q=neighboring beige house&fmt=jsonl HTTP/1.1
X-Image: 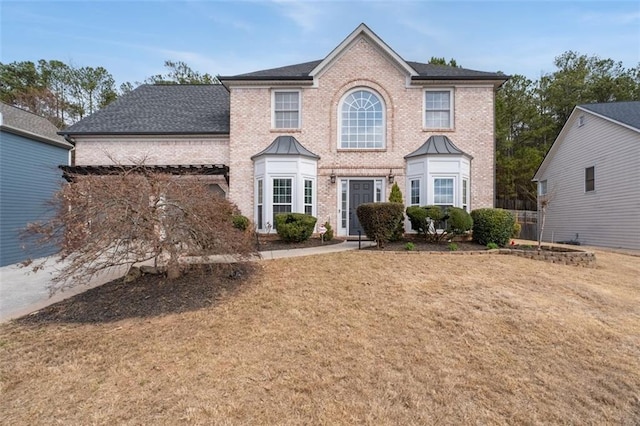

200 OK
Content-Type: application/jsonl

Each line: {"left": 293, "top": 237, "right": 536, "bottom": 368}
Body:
{"left": 533, "top": 101, "right": 640, "bottom": 250}
{"left": 60, "top": 24, "right": 507, "bottom": 237}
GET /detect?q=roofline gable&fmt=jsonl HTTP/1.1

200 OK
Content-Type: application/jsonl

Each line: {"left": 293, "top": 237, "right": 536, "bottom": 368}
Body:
{"left": 533, "top": 104, "right": 640, "bottom": 181}
{"left": 576, "top": 104, "right": 640, "bottom": 134}
{"left": 309, "top": 23, "right": 418, "bottom": 79}
{"left": 1, "top": 124, "right": 74, "bottom": 149}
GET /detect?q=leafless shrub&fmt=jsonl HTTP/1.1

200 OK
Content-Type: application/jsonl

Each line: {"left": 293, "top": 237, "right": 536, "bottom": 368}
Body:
{"left": 23, "top": 165, "right": 256, "bottom": 293}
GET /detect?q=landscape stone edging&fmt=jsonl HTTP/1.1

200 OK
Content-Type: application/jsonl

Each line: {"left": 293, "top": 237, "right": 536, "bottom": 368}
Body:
{"left": 390, "top": 246, "right": 596, "bottom": 267}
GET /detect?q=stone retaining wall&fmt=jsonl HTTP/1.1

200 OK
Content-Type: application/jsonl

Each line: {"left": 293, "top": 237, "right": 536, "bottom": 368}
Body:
{"left": 497, "top": 246, "right": 596, "bottom": 267}
{"left": 391, "top": 245, "right": 596, "bottom": 267}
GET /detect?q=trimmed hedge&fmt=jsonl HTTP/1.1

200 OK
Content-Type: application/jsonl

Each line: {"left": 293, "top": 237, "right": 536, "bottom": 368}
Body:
{"left": 275, "top": 213, "right": 317, "bottom": 243}
{"left": 471, "top": 208, "right": 515, "bottom": 247}
{"left": 356, "top": 202, "right": 405, "bottom": 248}
{"left": 447, "top": 207, "right": 473, "bottom": 235}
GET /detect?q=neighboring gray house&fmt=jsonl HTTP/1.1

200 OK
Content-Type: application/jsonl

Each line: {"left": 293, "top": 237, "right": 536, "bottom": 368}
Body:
{"left": 0, "top": 103, "right": 73, "bottom": 266}
{"left": 533, "top": 101, "right": 640, "bottom": 250}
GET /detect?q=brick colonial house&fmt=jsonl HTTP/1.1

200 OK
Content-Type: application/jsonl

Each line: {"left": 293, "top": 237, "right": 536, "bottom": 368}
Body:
{"left": 60, "top": 24, "right": 507, "bottom": 237}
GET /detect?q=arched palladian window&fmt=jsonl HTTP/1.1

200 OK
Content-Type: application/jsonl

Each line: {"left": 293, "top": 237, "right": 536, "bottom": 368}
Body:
{"left": 340, "top": 89, "right": 384, "bottom": 149}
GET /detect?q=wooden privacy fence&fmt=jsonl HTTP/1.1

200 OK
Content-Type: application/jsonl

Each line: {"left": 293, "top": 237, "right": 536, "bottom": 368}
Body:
{"left": 508, "top": 210, "right": 538, "bottom": 241}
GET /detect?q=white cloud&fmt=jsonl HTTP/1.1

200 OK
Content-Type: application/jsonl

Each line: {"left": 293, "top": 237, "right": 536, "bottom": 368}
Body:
{"left": 270, "top": 0, "right": 326, "bottom": 32}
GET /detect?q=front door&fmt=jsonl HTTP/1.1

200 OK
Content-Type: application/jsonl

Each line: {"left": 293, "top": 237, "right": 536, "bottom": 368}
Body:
{"left": 349, "top": 180, "right": 374, "bottom": 235}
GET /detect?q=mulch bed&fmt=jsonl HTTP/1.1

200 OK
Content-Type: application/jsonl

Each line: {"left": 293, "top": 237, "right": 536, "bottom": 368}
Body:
{"left": 256, "top": 235, "right": 344, "bottom": 251}
{"left": 15, "top": 263, "right": 258, "bottom": 325}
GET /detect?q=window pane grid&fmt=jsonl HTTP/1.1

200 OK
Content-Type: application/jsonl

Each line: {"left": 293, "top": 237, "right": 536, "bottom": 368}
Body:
{"left": 411, "top": 180, "right": 420, "bottom": 205}
{"left": 434, "top": 178, "right": 454, "bottom": 205}
{"left": 341, "top": 90, "right": 384, "bottom": 149}
{"left": 274, "top": 92, "right": 299, "bottom": 128}
{"left": 425, "top": 91, "right": 451, "bottom": 128}
{"left": 304, "top": 180, "right": 313, "bottom": 215}
{"left": 585, "top": 167, "right": 595, "bottom": 192}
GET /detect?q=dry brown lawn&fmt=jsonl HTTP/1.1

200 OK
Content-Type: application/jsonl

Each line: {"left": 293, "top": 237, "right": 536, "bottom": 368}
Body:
{"left": 1, "top": 249, "right": 639, "bottom": 425}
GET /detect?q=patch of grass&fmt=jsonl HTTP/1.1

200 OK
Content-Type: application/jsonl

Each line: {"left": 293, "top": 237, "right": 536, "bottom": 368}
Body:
{"left": 487, "top": 242, "right": 499, "bottom": 249}
{"left": 1, "top": 250, "right": 639, "bottom": 424}
{"left": 404, "top": 242, "right": 415, "bottom": 251}
{"left": 447, "top": 242, "right": 458, "bottom": 251}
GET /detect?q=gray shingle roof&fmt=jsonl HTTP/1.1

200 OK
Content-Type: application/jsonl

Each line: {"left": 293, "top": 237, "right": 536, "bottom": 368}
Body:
{"left": 220, "top": 60, "right": 505, "bottom": 81}
{"left": 60, "top": 84, "right": 230, "bottom": 135}
{"left": 407, "top": 62, "right": 506, "bottom": 80}
{"left": 251, "top": 135, "right": 320, "bottom": 159}
{"left": 580, "top": 101, "right": 640, "bottom": 131}
{"left": 405, "top": 135, "right": 471, "bottom": 159}
{"left": 0, "top": 102, "right": 71, "bottom": 148}
{"left": 228, "top": 60, "right": 321, "bottom": 80}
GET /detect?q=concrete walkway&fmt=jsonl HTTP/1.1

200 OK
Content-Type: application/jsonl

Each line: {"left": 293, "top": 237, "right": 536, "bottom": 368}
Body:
{"left": 0, "top": 240, "right": 375, "bottom": 323}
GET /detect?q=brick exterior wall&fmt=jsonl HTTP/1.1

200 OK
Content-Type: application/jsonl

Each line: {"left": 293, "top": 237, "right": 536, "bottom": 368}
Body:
{"left": 228, "top": 35, "right": 496, "bottom": 225}
{"left": 73, "top": 135, "right": 230, "bottom": 166}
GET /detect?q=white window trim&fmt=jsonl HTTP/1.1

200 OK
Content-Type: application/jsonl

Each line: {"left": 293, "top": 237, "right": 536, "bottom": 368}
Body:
{"left": 255, "top": 178, "right": 264, "bottom": 230}
{"left": 462, "top": 178, "right": 469, "bottom": 211}
{"left": 423, "top": 88, "right": 454, "bottom": 130}
{"left": 409, "top": 177, "right": 422, "bottom": 206}
{"left": 336, "top": 177, "right": 386, "bottom": 236}
{"left": 303, "top": 177, "right": 315, "bottom": 216}
{"left": 431, "top": 175, "right": 457, "bottom": 206}
{"left": 337, "top": 87, "right": 386, "bottom": 150}
{"left": 538, "top": 179, "right": 548, "bottom": 196}
{"left": 272, "top": 89, "right": 301, "bottom": 130}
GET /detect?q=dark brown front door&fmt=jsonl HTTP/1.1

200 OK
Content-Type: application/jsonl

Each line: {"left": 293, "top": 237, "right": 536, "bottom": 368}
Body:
{"left": 349, "top": 180, "right": 374, "bottom": 235}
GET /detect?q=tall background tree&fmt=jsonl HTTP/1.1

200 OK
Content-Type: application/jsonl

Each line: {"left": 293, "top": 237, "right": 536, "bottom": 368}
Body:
{"left": 0, "top": 59, "right": 215, "bottom": 128}
{"left": 495, "top": 52, "right": 640, "bottom": 209}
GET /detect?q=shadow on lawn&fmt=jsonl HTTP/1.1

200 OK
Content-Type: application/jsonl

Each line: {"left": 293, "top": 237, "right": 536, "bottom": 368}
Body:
{"left": 14, "top": 263, "right": 259, "bottom": 325}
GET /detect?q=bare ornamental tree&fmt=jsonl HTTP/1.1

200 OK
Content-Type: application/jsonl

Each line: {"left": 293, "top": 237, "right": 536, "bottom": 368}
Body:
{"left": 24, "top": 166, "right": 256, "bottom": 294}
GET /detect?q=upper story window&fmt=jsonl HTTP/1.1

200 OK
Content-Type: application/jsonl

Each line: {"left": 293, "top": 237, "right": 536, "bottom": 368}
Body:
{"left": 340, "top": 89, "right": 384, "bottom": 149}
{"left": 425, "top": 89, "right": 453, "bottom": 129}
{"left": 539, "top": 180, "right": 548, "bottom": 196}
{"left": 273, "top": 91, "right": 300, "bottom": 129}
{"left": 585, "top": 166, "right": 595, "bottom": 192}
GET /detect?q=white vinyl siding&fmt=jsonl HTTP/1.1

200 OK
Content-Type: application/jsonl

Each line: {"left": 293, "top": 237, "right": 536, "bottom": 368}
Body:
{"left": 535, "top": 111, "right": 640, "bottom": 249}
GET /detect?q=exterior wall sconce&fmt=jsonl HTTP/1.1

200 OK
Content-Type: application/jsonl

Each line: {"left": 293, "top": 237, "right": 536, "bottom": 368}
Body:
{"left": 388, "top": 169, "right": 395, "bottom": 184}
{"left": 330, "top": 171, "right": 336, "bottom": 184}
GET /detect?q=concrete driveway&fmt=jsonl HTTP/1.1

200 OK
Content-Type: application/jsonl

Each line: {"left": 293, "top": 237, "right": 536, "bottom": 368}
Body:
{"left": 0, "top": 257, "right": 128, "bottom": 323}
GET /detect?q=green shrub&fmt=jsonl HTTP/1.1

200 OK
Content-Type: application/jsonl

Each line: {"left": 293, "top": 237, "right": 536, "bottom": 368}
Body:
{"left": 387, "top": 183, "right": 404, "bottom": 241}
{"left": 232, "top": 214, "right": 250, "bottom": 231}
{"left": 448, "top": 242, "right": 458, "bottom": 251}
{"left": 471, "top": 208, "right": 515, "bottom": 247}
{"left": 406, "top": 205, "right": 450, "bottom": 242}
{"left": 356, "top": 202, "right": 405, "bottom": 248}
{"left": 274, "top": 213, "right": 317, "bottom": 243}
{"left": 388, "top": 183, "right": 403, "bottom": 203}
{"left": 404, "top": 242, "right": 415, "bottom": 251}
{"left": 406, "top": 206, "right": 428, "bottom": 235}
{"left": 512, "top": 222, "right": 522, "bottom": 238}
{"left": 486, "top": 242, "right": 499, "bottom": 250}
{"left": 447, "top": 207, "right": 473, "bottom": 235}
{"left": 322, "top": 221, "right": 333, "bottom": 241}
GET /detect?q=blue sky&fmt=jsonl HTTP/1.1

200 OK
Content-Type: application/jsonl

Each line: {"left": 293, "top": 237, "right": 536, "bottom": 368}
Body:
{"left": 2, "top": 0, "right": 639, "bottom": 87}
